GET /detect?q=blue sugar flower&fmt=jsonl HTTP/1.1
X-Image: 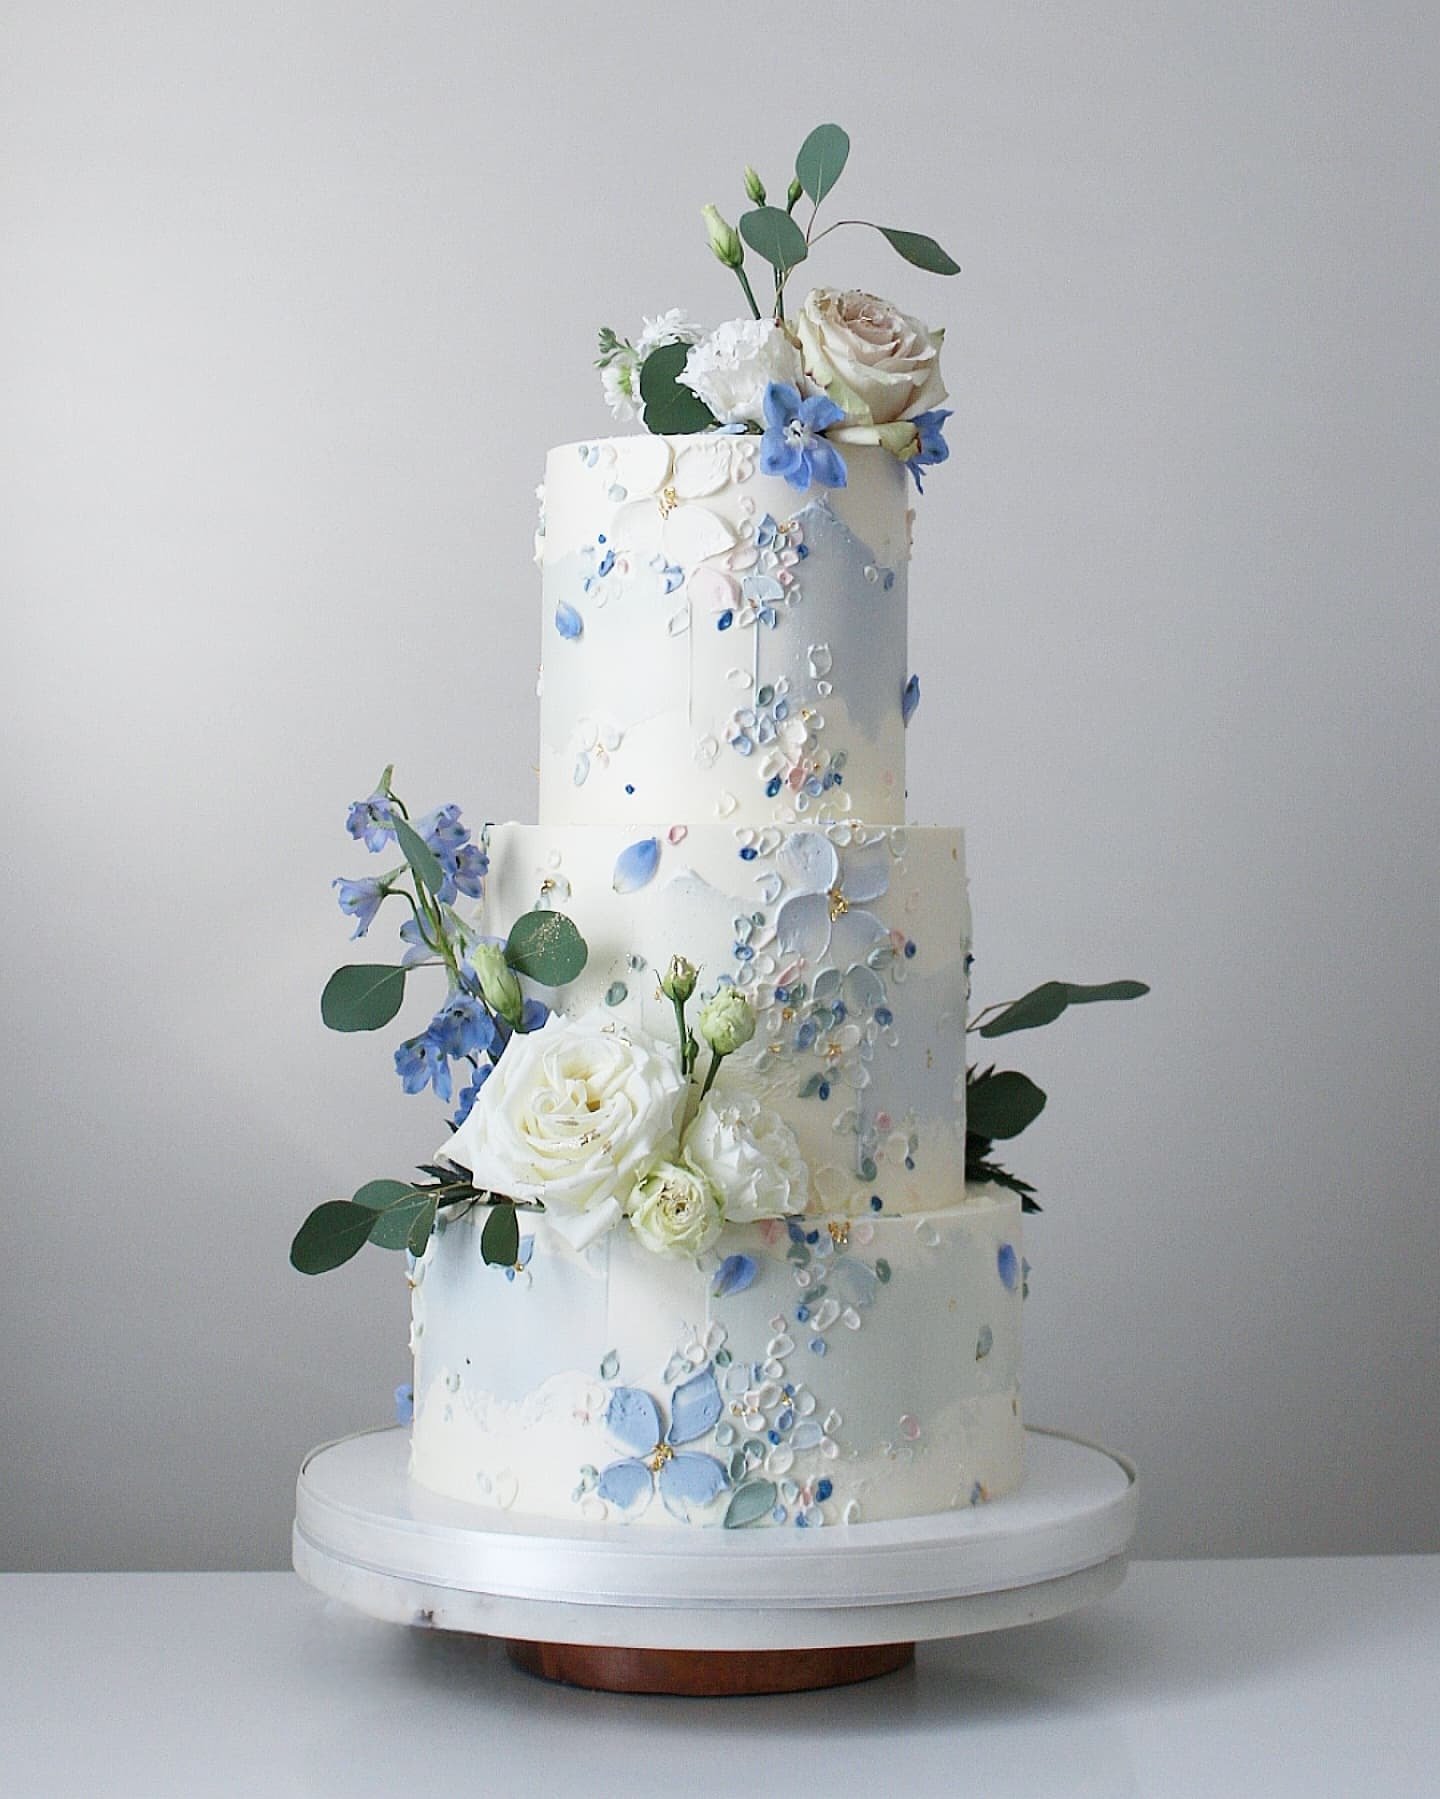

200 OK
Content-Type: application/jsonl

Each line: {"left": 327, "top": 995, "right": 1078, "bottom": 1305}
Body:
{"left": 451, "top": 1061, "right": 492, "bottom": 1127}
{"left": 346, "top": 791, "right": 396, "bottom": 853}
{"left": 394, "top": 1382, "right": 414, "bottom": 1425}
{"left": 333, "top": 875, "right": 387, "bottom": 939}
{"left": 997, "top": 1242, "right": 1020, "bottom": 1291}
{"left": 395, "top": 1028, "right": 452, "bottom": 1103}
{"left": 905, "top": 409, "right": 952, "bottom": 493}
{"left": 451, "top": 842, "right": 489, "bottom": 900}
{"left": 399, "top": 913, "right": 442, "bottom": 967}
{"left": 596, "top": 1368, "right": 729, "bottom": 1523}
{"left": 759, "top": 383, "right": 847, "bottom": 492}
{"left": 431, "top": 993, "right": 498, "bottom": 1060}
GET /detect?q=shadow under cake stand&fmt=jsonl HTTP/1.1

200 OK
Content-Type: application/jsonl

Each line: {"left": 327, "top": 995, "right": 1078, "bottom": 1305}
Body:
{"left": 292, "top": 1424, "right": 1136, "bottom": 1695}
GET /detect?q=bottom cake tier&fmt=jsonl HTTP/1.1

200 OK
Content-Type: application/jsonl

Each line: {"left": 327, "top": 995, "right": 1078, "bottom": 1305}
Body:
{"left": 409, "top": 1185, "right": 1024, "bottom": 1530}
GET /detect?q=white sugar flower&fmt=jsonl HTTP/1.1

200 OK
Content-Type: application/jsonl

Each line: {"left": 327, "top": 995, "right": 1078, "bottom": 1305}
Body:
{"left": 678, "top": 317, "right": 806, "bottom": 426}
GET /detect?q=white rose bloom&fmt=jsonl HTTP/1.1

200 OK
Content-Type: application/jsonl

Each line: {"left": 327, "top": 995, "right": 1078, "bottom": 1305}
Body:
{"left": 440, "top": 1012, "right": 686, "bottom": 1238}
{"left": 796, "top": 288, "right": 946, "bottom": 425}
{"left": 627, "top": 1160, "right": 724, "bottom": 1258}
{"left": 677, "top": 318, "right": 806, "bottom": 426}
{"left": 683, "top": 1088, "right": 810, "bottom": 1224}
{"left": 634, "top": 308, "right": 702, "bottom": 359}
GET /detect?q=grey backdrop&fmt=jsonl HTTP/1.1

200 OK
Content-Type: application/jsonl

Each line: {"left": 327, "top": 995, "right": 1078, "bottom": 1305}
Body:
{"left": 4, "top": 1, "right": 1437, "bottom": 1571}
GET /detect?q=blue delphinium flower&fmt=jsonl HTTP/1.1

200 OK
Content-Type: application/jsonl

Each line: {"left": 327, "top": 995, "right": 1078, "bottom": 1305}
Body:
{"left": 905, "top": 408, "right": 952, "bottom": 493}
{"left": 431, "top": 993, "right": 497, "bottom": 1060}
{"left": 346, "top": 791, "right": 397, "bottom": 852}
{"left": 451, "top": 1061, "right": 492, "bottom": 1127}
{"left": 413, "top": 804, "right": 486, "bottom": 904}
{"left": 395, "top": 1028, "right": 452, "bottom": 1103}
{"left": 759, "top": 383, "right": 847, "bottom": 492}
{"left": 451, "top": 841, "right": 489, "bottom": 900}
{"left": 332, "top": 875, "right": 387, "bottom": 939}
{"left": 399, "top": 913, "right": 442, "bottom": 967}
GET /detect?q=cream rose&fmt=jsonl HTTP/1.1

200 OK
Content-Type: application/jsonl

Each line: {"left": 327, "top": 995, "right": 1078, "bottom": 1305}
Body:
{"left": 684, "top": 1089, "right": 810, "bottom": 1224}
{"left": 440, "top": 1012, "right": 686, "bottom": 1240}
{"left": 678, "top": 318, "right": 806, "bottom": 426}
{"left": 796, "top": 287, "right": 946, "bottom": 425}
{"left": 626, "top": 1160, "right": 724, "bottom": 1257}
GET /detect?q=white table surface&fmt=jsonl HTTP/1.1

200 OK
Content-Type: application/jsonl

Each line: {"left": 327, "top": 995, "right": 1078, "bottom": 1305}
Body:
{"left": 2, "top": 1560, "right": 1435, "bottom": 1798}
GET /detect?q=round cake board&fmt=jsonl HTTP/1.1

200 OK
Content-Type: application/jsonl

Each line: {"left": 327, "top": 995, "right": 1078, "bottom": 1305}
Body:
{"left": 293, "top": 1424, "right": 1136, "bottom": 1696}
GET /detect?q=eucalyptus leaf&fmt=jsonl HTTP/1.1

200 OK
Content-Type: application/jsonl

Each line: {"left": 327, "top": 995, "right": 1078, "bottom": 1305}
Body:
{"left": 320, "top": 963, "right": 406, "bottom": 1032}
{"left": 290, "top": 1200, "right": 380, "bottom": 1275}
{"left": 639, "top": 340, "right": 717, "bottom": 435}
{"left": 878, "top": 226, "right": 961, "bottom": 276}
{"left": 966, "top": 1068, "right": 1047, "bottom": 1141}
{"left": 406, "top": 1197, "right": 438, "bottom": 1258}
{"left": 739, "top": 206, "right": 809, "bottom": 275}
{"left": 393, "top": 816, "right": 446, "bottom": 898}
{"left": 795, "top": 123, "right": 850, "bottom": 205}
{"left": 367, "top": 1187, "right": 435, "bottom": 1251}
{"left": 480, "top": 1201, "right": 521, "bottom": 1267}
{"left": 504, "top": 909, "right": 588, "bottom": 987}
{"left": 979, "top": 979, "right": 1150, "bottom": 1038}
{"left": 353, "top": 1179, "right": 413, "bottom": 1211}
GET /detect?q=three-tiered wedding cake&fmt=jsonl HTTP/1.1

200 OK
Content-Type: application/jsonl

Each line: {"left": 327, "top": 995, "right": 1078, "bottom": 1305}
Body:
{"left": 407, "top": 433, "right": 1025, "bottom": 1528}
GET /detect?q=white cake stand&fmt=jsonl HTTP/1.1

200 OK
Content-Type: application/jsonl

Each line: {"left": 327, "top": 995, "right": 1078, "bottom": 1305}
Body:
{"left": 292, "top": 1424, "right": 1137, "bottom": 1694}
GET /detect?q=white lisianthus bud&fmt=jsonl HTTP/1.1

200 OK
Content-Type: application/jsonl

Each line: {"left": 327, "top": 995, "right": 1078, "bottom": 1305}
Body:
{"left": 701, "top": 203, "right": 743, "bottom": 270}
{"left": 697, "top": 987, "right": 756, "bottom": 1058}
{"left": 660, "top": 955, "right": 698, "bottom": 1005}
{"left": 472, "top": 943, "right": 524, "bottom": 1030}
{"left": 743, "top": 166, "right": 766, "bottom": 205}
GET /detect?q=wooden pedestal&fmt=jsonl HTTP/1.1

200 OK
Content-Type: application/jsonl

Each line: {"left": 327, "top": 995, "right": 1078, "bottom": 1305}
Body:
{"left": 505, "top": 1637, "right": 915, "bottom": 1696}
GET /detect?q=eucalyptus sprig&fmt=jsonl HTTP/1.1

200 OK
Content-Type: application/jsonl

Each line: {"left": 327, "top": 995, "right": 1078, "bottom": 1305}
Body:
{"left": 962, "top": 977, "right": 1149, "bottom": 1210}
{"left": 290, "top": 1171, "right": 530, "bottom": 1276}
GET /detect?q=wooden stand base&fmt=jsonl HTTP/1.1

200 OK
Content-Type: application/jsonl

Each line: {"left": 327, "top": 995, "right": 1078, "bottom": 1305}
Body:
{"left": 505, "top": 1638, "right": 915, "bottom": 1696}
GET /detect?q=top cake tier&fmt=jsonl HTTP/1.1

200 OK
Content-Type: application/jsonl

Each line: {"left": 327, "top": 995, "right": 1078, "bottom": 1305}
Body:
{"left": 536, "top": 434, "right": 912, "bottom": 831}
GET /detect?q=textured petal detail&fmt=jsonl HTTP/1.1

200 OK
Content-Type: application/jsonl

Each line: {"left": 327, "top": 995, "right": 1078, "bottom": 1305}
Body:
{"left": 612, "top": 496, "right": 665, "bottom": 558}
{"left": 741, "top": 573, "right": 785, "bottom": 607}
{"left": 844, "top": 963, "right": 885, "bottom": 1013}
{"left": 658, "top": 1453, "right": 729, "bottom": 1521}
{"left": 689, "top": 564, "right": 737, "bottom": 615}
{"left": 663, "top": 503, "right": 735, "bottom": 567}
{"left": 613, "top": 836, "right": 661, "bottom": 893}
{"left": 829, "top": 906, "right": 888, "bottom": 968}
{"left": 671, "top": 438, "right": 733, "bottom": 499}
{"left": 596, "top": 1458, "right": 654, "bottom": 1514}
{"left": 712, "top": 1253, "right": 757, "bottom": 1298}
{"left": 547, "top": 1196, "right": 622, "bottom": 1252}
{"left": 840, "top": 841, "right": 891, "bottom": 904}
{"left": 667, "top": 1366, "right": 723, "bottom": 1445}
{"left": 775, "top": 890, "right": 832, "bottom": 963}
{"left": 605, "top": 1387, "right": 662, "bottom": 1456}
{"left": 554, "top": 601, "right": 583, "bottom": 639}
{"left": 828, "top": 1256, "right": 880, "bottom": 1310}
{"left": 620, "top": 435, "right": 673, "bottom": 497}
{"left": 779, "top": 832, "right": 839, "bottom": 897}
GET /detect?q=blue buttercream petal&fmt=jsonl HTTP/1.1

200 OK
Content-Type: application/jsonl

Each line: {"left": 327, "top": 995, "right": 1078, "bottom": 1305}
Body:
{"left": 712, "top": 1253, "right": 758, "bottom": 1298}
{"left": 998, "top": 1242, "right": 1020, "bottom": 1291}
{"left": 828, "top": 1256, "right": 880, "bottom": 1310}
{"left": 806, "top": 438, "right": 848, "bottom": 490}
{"left": 596, "top": 1458, "right": 653, "bottom": 1513}
{"left": 554, "top": 601, "right": 583, "bottom": 639}
{"left": 902, "top": 673, "right": 921, "bottom": 726}
{"left": 658, "top": 1453, "right": 729, "bottom": 1521}
{"left": 605, "top": 1386, "right": 662, "bottom": 1454}
{"left": 612, "top": 836, "right": 660, "bottom": 893}
{"left": 762, "top": 381, "right": 801, "bottom": 431}
{"left": 667, "top": 1366, "right": 723, "bottom": 1444}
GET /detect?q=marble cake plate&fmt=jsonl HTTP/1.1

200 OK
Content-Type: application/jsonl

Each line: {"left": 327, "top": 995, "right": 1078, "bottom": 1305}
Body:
{"left": 292, "top": 1424, "right": 1137, "bottom": 1694}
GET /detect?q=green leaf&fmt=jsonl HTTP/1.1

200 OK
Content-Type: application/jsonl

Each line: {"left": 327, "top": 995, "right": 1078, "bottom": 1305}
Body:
{"left": 290, "top": 1200, "right": 380, "bottom": 1275}
{"left": 966, "top": 1068, "right": 1047, "bottom": 1141}
{"left": 320, "top": 964, "right": 407, "bottom": 1032}
{"left": 393, "top": 816, "right": 445, "bottom": 898}
{"left": 366, "top": 1185, "right": 435, "bottom": 1251}
{"left": 480, "top": 1201, "right": 520, "bottom": 1267}
{"left": 406, "top": 1197, "right": 438, "bottom": 1258}
{"left": 795, "top": 123, "right": 850, "bottom": 205}
{"left": 724, "top": 1480, "right": 778, "bottom": 1529}
{"left": 878, "top": 226, "right": 961, "bottom": 276}
{"left": 639, "top": 340, "right": 717, "bottom": 435}
{"left": 979, "top": 979, "right": 1150, "bottom": 1038}
{"left": 739, "top": 206, "right": 809, "bottom": 276}
{"left": 504, "top": 909, "right": 588, "bottom": 987}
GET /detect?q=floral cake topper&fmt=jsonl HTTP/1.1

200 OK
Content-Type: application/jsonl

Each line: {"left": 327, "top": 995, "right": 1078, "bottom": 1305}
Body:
{"left": 596, "top": 124, "right": 956, "bottom": 493}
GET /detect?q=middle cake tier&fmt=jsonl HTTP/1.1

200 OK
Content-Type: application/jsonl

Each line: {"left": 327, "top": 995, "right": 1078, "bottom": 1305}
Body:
{"left": 482, "top": 820, "right": 972, "bottom": 1214}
